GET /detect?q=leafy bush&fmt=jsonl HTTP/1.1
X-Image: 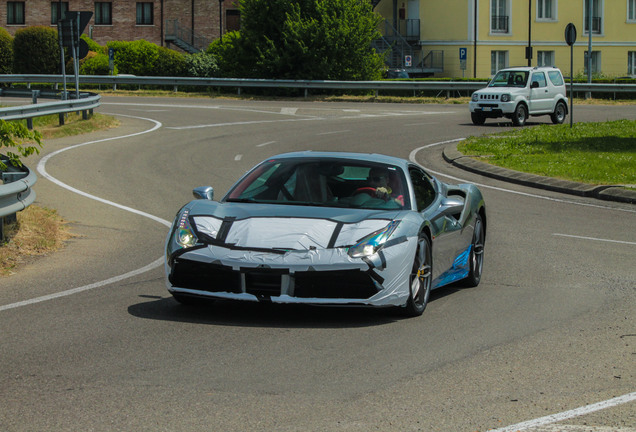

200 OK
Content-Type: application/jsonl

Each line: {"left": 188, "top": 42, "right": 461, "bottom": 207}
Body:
{"left": 0, "top": 120, "right": 42, "bottom": 170}
{"left": 155, "top": 46, "right": 186, "bottom": 76}
{"left": 81, "top": 34, "right": 105, "bottom": 54}
{"left": 185, "top": 52, "right": 218, "bottom": 77}
{"left": 80, "top": 51, "right": 116, "bottom": 75}
{"left": 13, "top": 26, "right": 61, "bottom": 74}
{"left": 107, "top": 40, "right": 159, "bottom": 76}
{"left": 207, "top": 31, "right": 243, "bottom": 77}
{"left": 0, "top": 27, "right": 13, "bottom": 74}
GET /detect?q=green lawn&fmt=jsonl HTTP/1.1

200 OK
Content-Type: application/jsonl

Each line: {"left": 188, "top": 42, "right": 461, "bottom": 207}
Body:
{"left": 458, "top": 119, "right": 636, "bottom": 186}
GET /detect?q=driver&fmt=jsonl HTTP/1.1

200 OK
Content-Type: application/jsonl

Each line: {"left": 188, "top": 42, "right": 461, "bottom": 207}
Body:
{"left": 368, "top": 168, "right": 404, "bottom": 206}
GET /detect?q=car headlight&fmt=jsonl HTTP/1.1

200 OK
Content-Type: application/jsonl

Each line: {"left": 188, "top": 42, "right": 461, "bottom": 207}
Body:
{"left": 175, "top": 209, "right": 198, "bottom": 248}
{"left": 471, "top": 93, "right": 479, "bottom": 102}
{"left": 348, "top": 220, "right": 400, "bottom": 258}
{"left": 500, "top": 93, "right": 511, "bottom": 102}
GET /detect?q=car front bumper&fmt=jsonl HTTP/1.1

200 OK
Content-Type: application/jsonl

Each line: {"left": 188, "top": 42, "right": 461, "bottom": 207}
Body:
{"left": 165, "top": 239, "right": 416, "bottom": 307}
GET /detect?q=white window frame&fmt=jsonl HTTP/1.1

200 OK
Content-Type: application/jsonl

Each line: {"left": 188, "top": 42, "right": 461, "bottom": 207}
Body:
{"left": 537, "top": 0, "right": 557, "bottom": 21}
{"left": 584, "top": 51, "right": 601, "bottom": 76}
{"left": 537, "top": 50, "right": 555, "bottom": 67}
{"left": 628, "top": 0, "right": 636, "bottom": 22}
{"left": 490, "top": 0, "right": 511, "bottom": 35}
{"left": 628, "top": 52, "right": 636, "bottom": 76}
{"left": 491, "top": 50, "right": 508, "bottom": 76}
{"left": 583, "top": 0, "right": 603, "bottom": 35}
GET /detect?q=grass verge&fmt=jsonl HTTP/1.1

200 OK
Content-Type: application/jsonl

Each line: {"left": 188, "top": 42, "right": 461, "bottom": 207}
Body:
{"left": 0, "top": 205, "right": 73, "bottom": 276}
{"left": 458, "top": 119, "right": 636, "bottom": 187}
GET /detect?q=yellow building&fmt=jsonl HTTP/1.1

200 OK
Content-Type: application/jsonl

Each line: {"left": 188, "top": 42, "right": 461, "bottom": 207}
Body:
{"left": 374, "top": 0, "right": 636, "bottom": 79}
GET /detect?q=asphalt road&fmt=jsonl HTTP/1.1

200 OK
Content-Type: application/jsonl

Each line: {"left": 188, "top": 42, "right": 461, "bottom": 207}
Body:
{"left": 0, "top": 96, "right": 634, "bottom": 432}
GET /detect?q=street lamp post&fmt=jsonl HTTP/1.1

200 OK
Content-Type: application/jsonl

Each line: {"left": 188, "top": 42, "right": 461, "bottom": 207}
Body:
{"left": 219, "top": 0, "right": 224, "bottom": 41}
{"left": 527, "top": 0, "right": 532, "bottom": 66}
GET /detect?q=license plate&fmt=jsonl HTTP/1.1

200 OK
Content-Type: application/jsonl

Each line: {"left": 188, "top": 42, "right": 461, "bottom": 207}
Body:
{"left": 482, "top": 107, "right": 492, "bottom": 112}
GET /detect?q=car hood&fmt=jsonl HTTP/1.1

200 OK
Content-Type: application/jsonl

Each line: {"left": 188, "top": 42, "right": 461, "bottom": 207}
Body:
{"left": 186, "top": 200, "right": 405, "bottom": 250}
{"left": 475, "top": 86, "right": 520, "bottom": 95}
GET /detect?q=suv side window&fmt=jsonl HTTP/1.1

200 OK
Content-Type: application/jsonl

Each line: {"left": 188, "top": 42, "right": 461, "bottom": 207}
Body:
{"left": 547, "top": 70, "right": 564, "bottom": 86}
{"left": 409, "top": 168, "right": 436, "bottom": 211}
{"left": 531, "top": 72, "right": 547, "bottom": 88}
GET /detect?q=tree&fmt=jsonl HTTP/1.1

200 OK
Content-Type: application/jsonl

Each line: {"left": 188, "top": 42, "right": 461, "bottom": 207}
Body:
{"left": 211, "top": 0, "right": 384, "bottom": 80}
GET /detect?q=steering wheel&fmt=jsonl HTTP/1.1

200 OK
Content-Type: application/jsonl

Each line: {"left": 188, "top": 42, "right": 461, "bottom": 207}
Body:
{"left": 353, "top": 187, "right": 377, "bottom": 196}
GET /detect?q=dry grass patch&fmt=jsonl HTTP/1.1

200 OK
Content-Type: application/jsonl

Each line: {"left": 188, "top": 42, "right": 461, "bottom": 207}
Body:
{"left": 0, "top": 205, "right": 73, "bottom": 276}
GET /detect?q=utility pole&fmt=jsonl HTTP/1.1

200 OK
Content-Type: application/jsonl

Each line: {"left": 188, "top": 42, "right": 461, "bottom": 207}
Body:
{"left": 527, "top": 0, "right": 532, "bottom": 67}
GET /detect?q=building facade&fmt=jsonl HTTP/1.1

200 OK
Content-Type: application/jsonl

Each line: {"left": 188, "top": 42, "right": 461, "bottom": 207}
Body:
{"left": 0, "top": 0, "right": 240, "bottom": 52}
{"left": 375, "top": 0, "right": 636, "bottom": 78}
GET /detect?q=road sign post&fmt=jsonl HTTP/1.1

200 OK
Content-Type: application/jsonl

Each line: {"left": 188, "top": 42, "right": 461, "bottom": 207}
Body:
{"left": 459, "top": 48, "right": 467, "bottom": 78}
{"left": 565, "top": 23, "right": 577, "bottom": 127}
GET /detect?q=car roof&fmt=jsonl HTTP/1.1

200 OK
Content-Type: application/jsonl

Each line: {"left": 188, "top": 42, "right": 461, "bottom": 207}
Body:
{"left": 498, "top": 66, "right": 561, "bottom": 73}
{"left": 267, "top": 151, "right": 411, "bottom": 169}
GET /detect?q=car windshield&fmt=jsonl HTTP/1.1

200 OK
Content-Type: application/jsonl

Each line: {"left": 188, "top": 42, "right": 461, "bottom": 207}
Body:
{"left": 225, "top": 158, "right": 410, "bottom": 210}
{"left": 488, "top": 71, "right": 529, "bottom": 88}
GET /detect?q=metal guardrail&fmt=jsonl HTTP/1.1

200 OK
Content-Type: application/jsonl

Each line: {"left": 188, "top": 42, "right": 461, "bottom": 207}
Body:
{"left": 0, "top": 88, "right": 101, "bottom": 121}
{"left": 0, "top": 164, "right": 36, "bottom": 218}
{"left": 2, "top": 74, "right": 636, "bottom": 97}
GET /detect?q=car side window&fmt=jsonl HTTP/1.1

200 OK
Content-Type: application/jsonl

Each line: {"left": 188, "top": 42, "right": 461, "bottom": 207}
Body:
{"left": 531, "top": 72, "right": 547, "bottom": 88}
{"left": 409, "top": 168, "right": 436, "bottom": 211}
{"left": 548, "top": 70, "right": 564, "bottom": 86}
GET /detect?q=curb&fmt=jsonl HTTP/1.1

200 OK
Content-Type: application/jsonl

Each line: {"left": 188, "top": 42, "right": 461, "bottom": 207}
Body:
{"left": 443, "top": 145, "right": 636, "bottom": 204}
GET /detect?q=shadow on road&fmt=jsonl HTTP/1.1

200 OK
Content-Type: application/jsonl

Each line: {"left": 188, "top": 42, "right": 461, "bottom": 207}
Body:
{"left": 127, "top": 288, "right": 456, "bottom": 329}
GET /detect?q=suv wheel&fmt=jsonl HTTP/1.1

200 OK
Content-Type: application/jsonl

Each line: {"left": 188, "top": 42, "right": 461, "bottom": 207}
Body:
{"left": 550, "top": 101, "right": 567, "bottom": 124}
{"left": 471, "top": 112, "right": 486, "bottom": 125}
{"left": 512, "top": 104, "right": 527, "bottom": 126}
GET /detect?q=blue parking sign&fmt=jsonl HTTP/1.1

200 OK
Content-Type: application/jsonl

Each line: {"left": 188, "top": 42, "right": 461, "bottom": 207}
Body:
{"left": 459, "top": 47, "right": 467, "bottom": 60}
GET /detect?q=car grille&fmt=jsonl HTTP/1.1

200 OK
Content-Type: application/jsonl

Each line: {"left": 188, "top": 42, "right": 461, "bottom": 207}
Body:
{"left": 170, "top": 258, "right": 379, "bottom": 300}
{"left": 477, "top": 94, "right": 500, "bottom": 100}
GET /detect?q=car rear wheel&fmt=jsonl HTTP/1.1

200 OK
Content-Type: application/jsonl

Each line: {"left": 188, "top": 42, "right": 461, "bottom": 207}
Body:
{"left": 462, "top": 214, "right": 485, "bottom": 287}
{"left": 471, "top": 112, "right": 486, "bottom": 125}
{"left": 402, "top": 234, "right": 432, "bottom": 317}
{"left": 512, "top": 104, "right": 527, "bottom": 126}
{"left": 550, "top": 101, "right": 567, "bottom": 124}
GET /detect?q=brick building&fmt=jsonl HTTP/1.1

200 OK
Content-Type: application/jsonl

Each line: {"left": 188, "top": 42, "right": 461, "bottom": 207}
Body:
{"left": 0, "top": 0, "right": 240, "bottom": 52}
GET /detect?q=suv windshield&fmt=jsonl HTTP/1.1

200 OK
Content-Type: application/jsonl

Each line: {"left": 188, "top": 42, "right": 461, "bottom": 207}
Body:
{"left": 225, "top": 158, "right": 409, "bottom": 210}
{"left": 488, "top": 71, "right": 529, "bottom": 88}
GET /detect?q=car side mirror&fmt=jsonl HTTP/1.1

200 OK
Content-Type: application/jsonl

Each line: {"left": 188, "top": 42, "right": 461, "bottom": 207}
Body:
{"left": 531, "top": 81, "right": 539, "bottom": 89}
{"left": 193, "top": 186, "right": 214, "bottom": 200}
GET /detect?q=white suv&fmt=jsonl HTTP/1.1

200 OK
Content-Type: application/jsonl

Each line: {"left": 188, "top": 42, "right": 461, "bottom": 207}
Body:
{"left": 469, "top": 66, "right": 568, "bottom": 126}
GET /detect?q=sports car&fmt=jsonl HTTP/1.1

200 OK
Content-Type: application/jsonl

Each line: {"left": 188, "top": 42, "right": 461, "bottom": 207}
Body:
{"left": 165, "top": 151, "right": 486, "bottom": 317}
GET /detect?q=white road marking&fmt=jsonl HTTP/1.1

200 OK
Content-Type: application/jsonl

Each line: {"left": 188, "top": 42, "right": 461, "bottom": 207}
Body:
{"left": 317, "top": 130, "right": 350, "bottom": 135}
{"left": 280, "top": 107, "right": 298, "bottom": 115}
{"left": 488, "top": 392, "right": 636, "bottom": 432}
{"left": 0, "top": 114, "right": 171, "bottom": 313}
{"left": 234, "top": 154, "right": 242, "bottom": 161}
{"left": 524, "top": 425, "right": 636, "bottom": 431}
{"left": 166, "top": 117, "right": 320, "bottom": 130}
{"left": 0, "top": 258, "right": 164, "bottom": 312}
{"left": 256, "top": 141, "right": 276, "bottom": 147}
{"left": 554, "top": 233, "right": 636, "bottom": 245}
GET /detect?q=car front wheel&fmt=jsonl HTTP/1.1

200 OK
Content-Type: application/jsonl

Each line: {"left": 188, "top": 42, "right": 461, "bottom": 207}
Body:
{"left": 462, "top": 214, "right": 485, "bottom": 287}
{"left": 512, "top": 104, "right": 527, "bottom": 126}
{"left": 402, "top": 234, "right": 432, "bottom": 317}
{"left": 550, "top": 101, "right": 567, "bottom": 124}
{"left": 471, "top": 112, "right": 486, "bottom": 125}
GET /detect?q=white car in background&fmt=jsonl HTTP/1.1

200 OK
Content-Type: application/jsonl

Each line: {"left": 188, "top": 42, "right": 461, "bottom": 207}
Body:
{"left": 469, "top": 66, "right": 568, "bottom": 126}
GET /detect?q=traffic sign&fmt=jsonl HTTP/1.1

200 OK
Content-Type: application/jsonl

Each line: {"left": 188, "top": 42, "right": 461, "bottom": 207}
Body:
{"left": 459, "top": 47, "right": 467, "bottom": 61}
{"left": 405, "top": 55, "right": 412, "bottom": 67}
{"left": 565, "top": 23, "right": 577, "bottom": 46}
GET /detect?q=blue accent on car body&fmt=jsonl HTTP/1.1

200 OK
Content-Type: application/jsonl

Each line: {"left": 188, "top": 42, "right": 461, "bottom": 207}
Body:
{"left": 433, "top": 245, "right": 472, "bottom": 288}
